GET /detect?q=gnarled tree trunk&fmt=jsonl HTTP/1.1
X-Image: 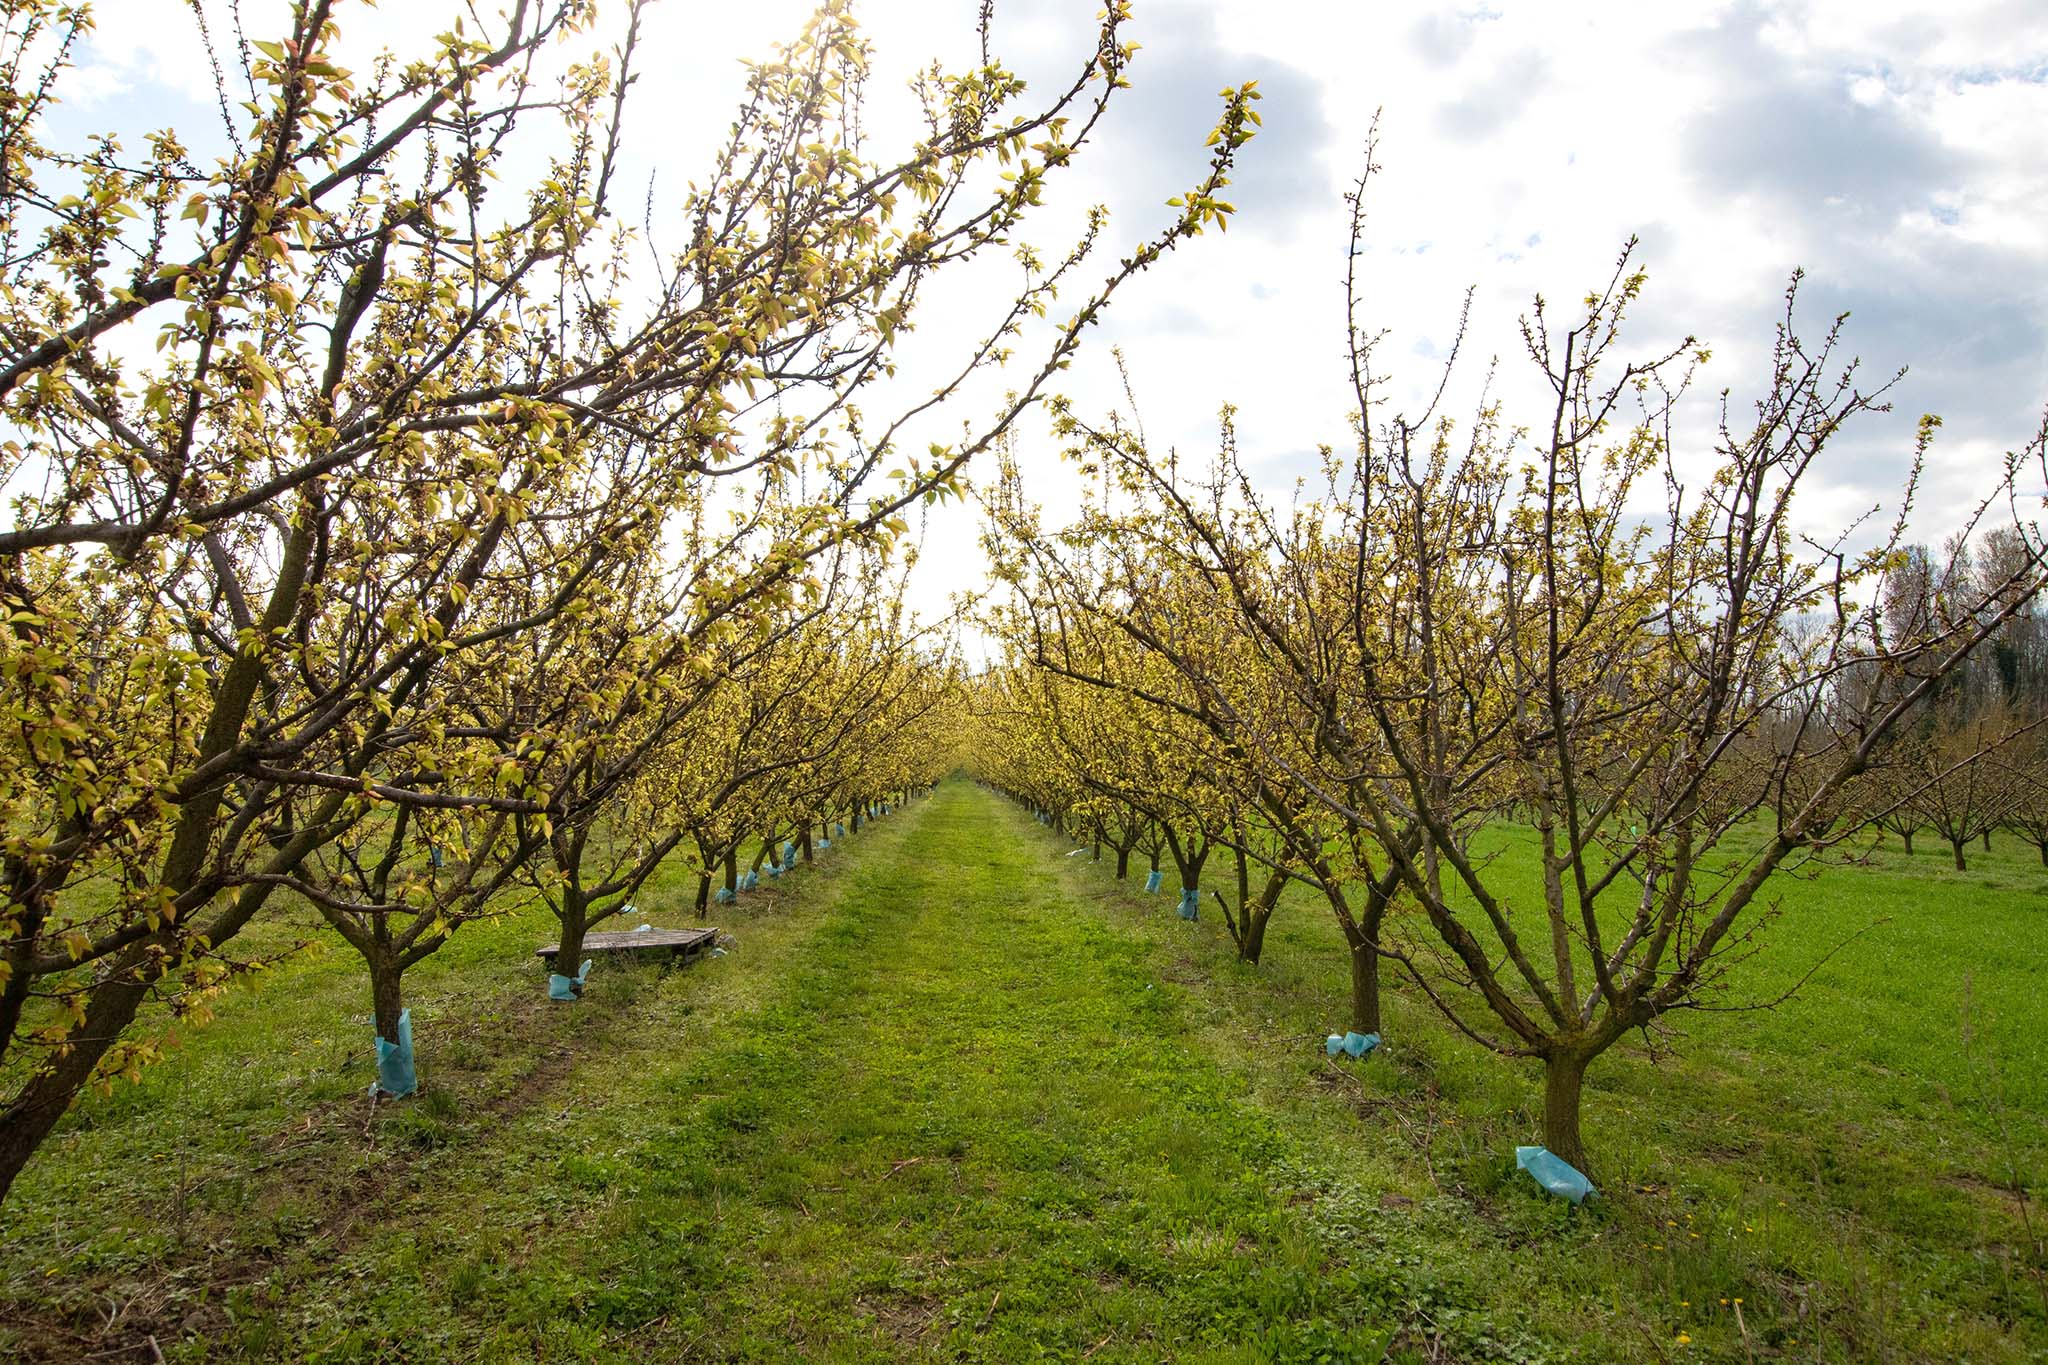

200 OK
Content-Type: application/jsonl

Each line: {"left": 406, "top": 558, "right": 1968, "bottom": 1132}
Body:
{"left": 1346, "top": 930, "right": 1380, "bottom": 1034}
{"left": 1541, "top": 1049, "right": 1592, "bottom": 1173}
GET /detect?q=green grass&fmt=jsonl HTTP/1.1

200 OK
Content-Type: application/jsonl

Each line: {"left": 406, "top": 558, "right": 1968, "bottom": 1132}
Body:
{"left": 1, "top": 782, "right": 2042, "bottom": 1361}
{"left": 1062, "top": 814, "right": 2048, "bottom": 1362}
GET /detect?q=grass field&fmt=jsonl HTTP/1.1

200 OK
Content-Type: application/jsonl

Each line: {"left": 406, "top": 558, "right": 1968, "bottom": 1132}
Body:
{"left": 0, "top": 780, "right": 2041, "bottom": 1361}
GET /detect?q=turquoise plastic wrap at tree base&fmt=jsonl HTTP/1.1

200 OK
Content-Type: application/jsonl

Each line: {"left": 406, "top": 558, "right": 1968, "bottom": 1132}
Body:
{"left": 1516, "top": 1145, "right": 1597, "bottom": 1204}
{"left": 548, "top": 958, "right": 592, "bottom": 1001}
{"left": 767, "top": 862, "right": 782, "bottom": 878}
{"left": 742, "top": 869, "right": 759, "bottom": 891}
{"left": 714, "top": 887, "right": 736, "bottom": 905}
{"left": 1144, "top": 870, "right": 1164, "bottom": 893}
{"left": 782, "top": 841, "right": 795, "bottom": 863}
{"left": 1177, "top": 888, "right": 1200, "bottom": 920}
{"left": 1323, "top": 1030, "right": 1380, "bottom": 1058}
{"left": 836, "top": 823, "right": 846, "bottom": 837}
{"left": 818, "top": 837, "right": 830, "bottom": 849}
{"left": 373, "top": 1009, "right": 417, "bottom": 1098}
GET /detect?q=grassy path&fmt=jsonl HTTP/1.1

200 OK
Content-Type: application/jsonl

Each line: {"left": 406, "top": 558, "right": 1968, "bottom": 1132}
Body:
{"left": 222, "top": 781, "right": 1403, "bottom": 1362}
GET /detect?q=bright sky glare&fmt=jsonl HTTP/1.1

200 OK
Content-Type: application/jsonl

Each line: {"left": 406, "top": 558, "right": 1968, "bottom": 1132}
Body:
{"left": 64, "top": 0, "right": 2048, "bottom": 633}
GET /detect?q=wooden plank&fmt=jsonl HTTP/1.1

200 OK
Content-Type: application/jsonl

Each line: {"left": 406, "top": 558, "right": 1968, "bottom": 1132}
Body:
{"left": 535, "top": 926, "right": 719, "bottom": 962}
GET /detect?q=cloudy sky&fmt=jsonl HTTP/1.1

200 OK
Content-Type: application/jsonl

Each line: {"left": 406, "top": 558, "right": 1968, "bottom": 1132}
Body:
{"left": 61, "top": 0, "right": 2048, "bottom": 627}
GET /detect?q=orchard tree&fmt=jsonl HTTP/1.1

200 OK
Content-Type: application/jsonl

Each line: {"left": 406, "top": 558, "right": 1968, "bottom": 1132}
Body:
{"left": 1904, "top": 713, "right": 2018, "bottom": 871}
{"left": 1995, "top": 724, "right": 2048, "bottom": 866}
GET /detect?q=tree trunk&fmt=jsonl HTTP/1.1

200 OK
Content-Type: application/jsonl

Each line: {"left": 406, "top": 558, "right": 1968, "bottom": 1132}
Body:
{"left": 369, "top": 957, "right": 406, "bottom": 1043}
{"left": 724, "top": 848, "right": 739, "bottom": 896}
{"left": 1951, "top": 837, "right": 1968, "bottom": 871}
{"left": 2037, "top": 839, "right": 2047, "bottom": 868}
{"left": 850, "top": 805, "right": 863, "bottom": 834}
{"left": 553, "top": 923, "right": 588, "bottom": 991}
{"left": 1982, "top": 830, "right": 1992, "bottom": 852}
{"left": 1239, "top": 907, "right": 1270, "bottom": 963}
{"left": 1169, "top": 835, "right": 1210, "bottom": 923}
{"left": 801, "top": 825, "right": 814, "bottom": 863}
{"left": 1347, "top": 934, "right": 1380, "bottom": 1033}
{"left": 1541, "top": 1051, "right": 1591, "bottom": 1173}
{"left": 553, "top": 886, "right": 591, "bottom": 995}
{"left": 0, "top": 811, "right": 320, "bottom": 1208}
{"left": 0, "top": 503, "right": 324, "bottom": 1205}
{"left": 1901, "top": 829, "right": 1914, "bottom": 856}
{"left": 0, "top": 967, "right": 155, "bottom": 1205}
{"left": 1236, "top": 864, "right": 1287, "bottom": 964}
{"left": 695, "top": 872, "right": 711, "bottom": 915}
{"left": 1114, "top": 844, "right": 1131, "bottom": 879}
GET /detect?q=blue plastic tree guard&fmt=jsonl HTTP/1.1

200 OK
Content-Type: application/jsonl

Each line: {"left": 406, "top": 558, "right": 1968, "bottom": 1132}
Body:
{"left": 1323, "top": 1031, "right": 1381, "bottom": 1058}
{"left": 373, "top": 1009, "right": 417, "bottom": 1098}
{"left": 767, "top": 861, "right": 783, "bottom": 878}
{"left": 782, "top": 841, "right": 795, "bottom": 863}
{"left": 1516, "top": 1145, "right": 1596, "bottom": 1204}
{"left": 714, "top": 886, "right": 736, "bottom": 905}
{"left": 1144, "top": 870, "right": 1164, "bottom": 893}
{"left": 548, "top": 958, "right": 592, "bottom": 1001}
{"left": 1177, "top": 888, "right": 1200, "bottom": 920}
{"left": 836, "top": 823, "right": 846, "bottom": 837}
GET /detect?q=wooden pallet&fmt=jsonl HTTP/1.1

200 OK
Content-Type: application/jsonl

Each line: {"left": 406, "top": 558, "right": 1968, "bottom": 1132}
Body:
{"left": 535, "top": 926, "right": 719, "bottom": 968}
